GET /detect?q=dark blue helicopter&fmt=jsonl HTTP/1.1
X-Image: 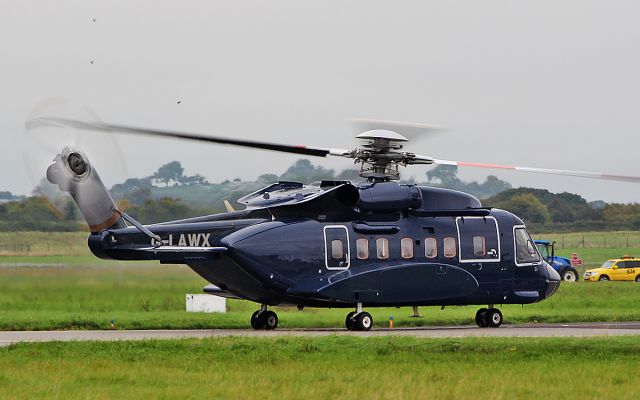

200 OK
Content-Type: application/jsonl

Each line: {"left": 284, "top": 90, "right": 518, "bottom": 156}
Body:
{"left": 38, "top": 117, "right": 640, "bottom": 331}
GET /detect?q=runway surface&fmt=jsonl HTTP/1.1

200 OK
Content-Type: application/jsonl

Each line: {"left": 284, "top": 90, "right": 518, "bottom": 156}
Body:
{"left": 2, "top": 322, "right": 640, "bottom": 346}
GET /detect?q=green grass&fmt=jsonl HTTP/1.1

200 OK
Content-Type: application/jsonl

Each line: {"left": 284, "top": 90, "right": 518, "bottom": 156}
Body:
{"left": 0, "top": 336, "right": 639, "bottom": 399}
{"left": 0, "top": 231, "right": 90, "bottom": 257}
{"left": 1, "top": 263, "right": 640, "bottom": 330}
{"left": 0, "top": 230, "right": 638, "bottom": 330}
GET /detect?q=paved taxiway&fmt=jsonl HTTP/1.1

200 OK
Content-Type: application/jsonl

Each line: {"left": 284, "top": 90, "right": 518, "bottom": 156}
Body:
{"left": 2, "top": 322, "right": 640, "bottom": 346}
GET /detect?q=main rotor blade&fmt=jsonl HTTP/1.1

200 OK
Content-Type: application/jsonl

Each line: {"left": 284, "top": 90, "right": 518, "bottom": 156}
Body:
{"left": 349, "top": 117, "right": 445, "bottom": 143}
{"left": 431, "top": 158, "right": 640, "bottom": 183}
{"left": 28, "top": 117, "right": 351, "bottom": 158}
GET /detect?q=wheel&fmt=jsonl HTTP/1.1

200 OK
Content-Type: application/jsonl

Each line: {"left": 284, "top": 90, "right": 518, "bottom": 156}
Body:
{"left": 354, "top": 312, "right": 373, "bottom": 331}
{"left": 475, "top": 308, "right": 488, "bottom": 328}
{"left": 250, "top": 310, "right": 265, "bottom": 330}
{"left": 635, "top": 275, "right": 640, "bottom": 282}
{"left": 263, "top": 311, "right": 278, "bottom": 330}
{"left": 486, "top": 308, "right": 503, "bottom": 328}
{"left": 562, "top": 269, "right": 578, "bottom": 282}
{"left": 599, "top": 275, "right": 610, "bottom": 281}
{"left": 345, "top": 311, "right": 357, "bottom": 331}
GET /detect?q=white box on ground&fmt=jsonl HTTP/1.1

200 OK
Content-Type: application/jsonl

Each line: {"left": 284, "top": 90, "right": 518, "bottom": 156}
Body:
{"left": 186, "top": 294, "right": 227, "bottom": 313}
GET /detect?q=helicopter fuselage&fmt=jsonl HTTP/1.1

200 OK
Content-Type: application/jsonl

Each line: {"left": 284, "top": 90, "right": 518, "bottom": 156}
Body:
{"left": 88, "top": 182, "right": 560, "bottom": 310}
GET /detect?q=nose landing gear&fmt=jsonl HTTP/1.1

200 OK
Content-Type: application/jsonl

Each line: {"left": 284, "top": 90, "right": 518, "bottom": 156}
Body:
{"left": 475, "top": 306, "right": 503, "bottom": 328}
{"left": 250, "top": 305, "right": 279, "bottom": 330}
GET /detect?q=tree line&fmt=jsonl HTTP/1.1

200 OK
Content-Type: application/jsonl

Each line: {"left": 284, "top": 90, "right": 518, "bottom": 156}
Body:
{"left": 2, "top": 159, "right": 638, "bottom": 231}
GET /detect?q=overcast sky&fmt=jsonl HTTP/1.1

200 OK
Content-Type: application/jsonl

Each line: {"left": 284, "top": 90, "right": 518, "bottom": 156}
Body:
{"left": 1, "top": 0, "right": 639, "bottom": 203}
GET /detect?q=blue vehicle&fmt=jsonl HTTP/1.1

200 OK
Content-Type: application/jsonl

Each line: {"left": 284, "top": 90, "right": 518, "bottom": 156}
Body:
{"left": 534, "top": 240, "right": 579, "bottom": 282}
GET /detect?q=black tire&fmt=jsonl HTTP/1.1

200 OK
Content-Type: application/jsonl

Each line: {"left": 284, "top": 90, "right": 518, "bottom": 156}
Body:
{"left": 354, "top": 312, "right": 373, "bottom": 331}
{"left": 635, "top": 275, "right": 640, "bottom": 283}
{"left": 345, "top": 311, "right": 357, "bottom": 331}
{"left": 562, "top": 269, "right": 579, "bottom": 283}
{"left": 263, "top": 311, "right": 278, "bottom": 330}
{"left": 250, "top": 310, "right": 264, "bottom": 330}
{"left": 599, "top": 275, "right": 610, "bottom": 281}
{"left": 486, "top": 308, "right": 503, "bottom": 328}
{"left": 475, "top": 308, "right": 488, "bottom": 328}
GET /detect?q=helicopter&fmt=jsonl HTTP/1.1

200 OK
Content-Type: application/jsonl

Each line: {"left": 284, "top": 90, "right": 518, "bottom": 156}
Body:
{"left": 35, "top": 117, "right": 640, "bottom": 331}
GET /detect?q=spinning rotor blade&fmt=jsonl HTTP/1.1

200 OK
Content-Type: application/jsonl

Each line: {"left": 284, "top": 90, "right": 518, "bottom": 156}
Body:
{"left": 29, "top": 117, "right": 351, "bottom": 159}
{"left": 430, "top": 158, "right": 640, "bottom": 183}
{"left": 23, "top": 100, "right": 128, "bottom": 218}
{"left": 349, "top": 118, "right": 445, "bottom": 142}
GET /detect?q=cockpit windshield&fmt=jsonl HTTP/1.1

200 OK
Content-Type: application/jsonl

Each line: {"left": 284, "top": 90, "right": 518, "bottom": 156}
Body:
{"left": 599, "top": 260, "right": 615, "bottom": 269}
{"left": 536, "top": 243, "right": 549, "bottom": 260}
{"left": 515, "top": 227, "right": 540, "bottom": 265}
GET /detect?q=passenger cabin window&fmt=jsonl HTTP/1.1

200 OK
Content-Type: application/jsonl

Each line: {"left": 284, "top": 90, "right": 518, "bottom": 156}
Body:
{"left": 356, "top": 238, "right": 369, "bottom": 260}
{"left": 514, "top": 227, "right": 540, "bottom": 265}
{"left": 331, "top": 240, "right": 344, "bottom": 259}
{"left": 473, "top": 236, "right": 486, "bottom": 257}
{"left": 443, "top": 237, "right": 456, "bottom": 258}
{"left": 376, "top": 238, "right": 389, "bottom": 259}
{"left": 401, "top": 238, "right": 413, "bottom": 259}
{"left": 424, "top": 238, "right": 437, "bottom": 258}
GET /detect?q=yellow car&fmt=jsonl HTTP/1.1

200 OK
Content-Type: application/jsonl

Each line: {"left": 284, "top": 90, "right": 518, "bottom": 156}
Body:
{"left": 584, "top": 257, "right": 640, "bottom": 282}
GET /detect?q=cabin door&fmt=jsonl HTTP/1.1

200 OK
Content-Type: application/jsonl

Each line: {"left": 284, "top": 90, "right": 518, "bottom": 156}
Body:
{"left": 323, "top": 225, "right": 350, "bottom": 270}
{"left": 456, "top": 217, "right": 501, "bottom": 264}
{"left": 456, "top": 217, "right": 507, "bottom": 292}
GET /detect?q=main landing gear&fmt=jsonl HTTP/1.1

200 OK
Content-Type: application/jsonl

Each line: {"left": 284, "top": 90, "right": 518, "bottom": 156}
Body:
{"left": 475, "top": 306, "right": 503, "bottom": 328}
{"left": 345, "top": 302, "right": 373, "bottom": 331}
{"left": 250, "top": 304, "right": 278, "bottom": 330}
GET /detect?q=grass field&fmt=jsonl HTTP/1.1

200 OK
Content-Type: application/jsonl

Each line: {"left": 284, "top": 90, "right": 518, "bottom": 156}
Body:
{"left": 1, "top": 262, "right": 640, "bottom": 330}
{"left": 0, "top": 230, "right": 639, "bottom": 330}
{"left": 1, "top": 336, "right": 639, "bottom": 399}
{"left": 0, "top": 232, "right": 89, "bottom": 257}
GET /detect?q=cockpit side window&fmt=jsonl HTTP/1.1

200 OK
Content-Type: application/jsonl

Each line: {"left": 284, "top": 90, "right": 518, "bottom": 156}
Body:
{"left": 514, "top": 227, "right": 540, "bottom": 266}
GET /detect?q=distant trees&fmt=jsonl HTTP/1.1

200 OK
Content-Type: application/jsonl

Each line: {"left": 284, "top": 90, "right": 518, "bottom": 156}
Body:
{"left": 125, "top": 197, "right": 203, "bottom": 224}
{"left": 483, "top": 188, "right": 640, "bottom": 231}
{"left": 0, "top": 196, "right": 80, "bottom": 231}
{"left": 151, "top": 161, "right": 208, "bottom": 187}
{"left": 490, "top": 193, "right": 551, "bottom": 223}
{"left": 7, "top": 157, "right": 639, "bottom": 232}
{"left": 425, "top": 165, "right": 512, "bottom": 199}
{"left": 152, "top": 161, "right": 184, "bottom": 187}
{"left": 279, "top": 159, "right": 335, "bottom": 183}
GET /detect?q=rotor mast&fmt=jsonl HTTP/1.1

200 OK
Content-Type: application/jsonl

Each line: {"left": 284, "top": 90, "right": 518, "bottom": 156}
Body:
{"left": 353, "top": 130, "right": 433, "bottom": 182}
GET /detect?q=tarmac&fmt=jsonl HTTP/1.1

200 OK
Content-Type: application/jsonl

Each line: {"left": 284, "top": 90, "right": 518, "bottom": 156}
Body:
{"left": 2, "top": 322, "right": 640, "bottom": 346}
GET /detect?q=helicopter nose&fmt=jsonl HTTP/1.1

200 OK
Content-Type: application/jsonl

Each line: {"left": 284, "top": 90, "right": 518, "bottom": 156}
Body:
{"left": 543, "top": 262, "right": 561, "bottom": 299}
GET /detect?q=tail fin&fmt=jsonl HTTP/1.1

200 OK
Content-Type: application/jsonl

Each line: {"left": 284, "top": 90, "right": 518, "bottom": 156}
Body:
{"left": 47, "top": 148, "right": 125, "bottom": 233}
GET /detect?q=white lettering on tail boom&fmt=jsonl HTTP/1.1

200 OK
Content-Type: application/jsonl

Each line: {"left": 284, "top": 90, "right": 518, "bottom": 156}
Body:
{"left": 152, "top": 233, "right": 212, "bottom": 247}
